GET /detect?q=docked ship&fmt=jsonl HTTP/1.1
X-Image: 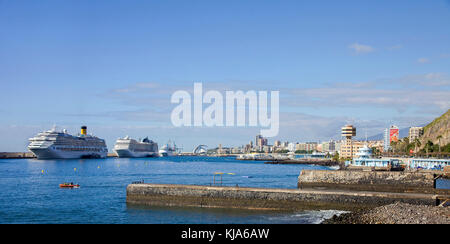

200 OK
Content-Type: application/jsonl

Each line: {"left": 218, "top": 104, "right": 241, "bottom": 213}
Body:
{"left": 28, "top": 126, "right": 108, "bottom": 159}
{"left": 158, "top": 141, "right": 177, "bottom": 157}
{"left": 113, "top": 136, "right": 158, "bottom": 158}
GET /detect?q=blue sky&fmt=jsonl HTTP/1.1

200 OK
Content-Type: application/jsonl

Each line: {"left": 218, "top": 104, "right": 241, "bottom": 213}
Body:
{"left": 1, "top": 0, "right": 449, "bottom": 151}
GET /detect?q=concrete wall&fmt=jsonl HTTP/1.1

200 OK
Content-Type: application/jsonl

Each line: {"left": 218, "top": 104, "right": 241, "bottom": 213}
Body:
{"left": 126, "top": 183, "right": 441, "bottom": 211}
{"left": 0, "top": 152, "right": 35, "bottom": 158}
{"left": 298, "top": 170, "right": 437, "bottom": 193}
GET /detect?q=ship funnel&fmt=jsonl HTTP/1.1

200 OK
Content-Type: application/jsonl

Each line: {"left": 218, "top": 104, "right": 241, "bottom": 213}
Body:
{"left": 81, "top": 126, "right": 87, "bottom": 135}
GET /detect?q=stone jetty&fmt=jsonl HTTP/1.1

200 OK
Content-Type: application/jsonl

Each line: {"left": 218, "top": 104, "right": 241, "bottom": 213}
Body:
{"left": 126, "top": 182, "right": 448, "bottom": 211}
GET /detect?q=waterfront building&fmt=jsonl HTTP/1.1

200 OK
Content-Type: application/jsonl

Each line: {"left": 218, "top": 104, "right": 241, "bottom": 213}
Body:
{"left": 345, "top": 144, "right": 401, "bottom": 169}
{"left": 296, "top": 143, "right": 306, "bottom": 151}
{"left": 321, "top": 140, "right": 336, "bottom": 153}
{"left": 288, "top": 142, "right": 296, "bottom": 152}
{"left": 340, "top": 140, "right": 364, "bottom": 159}
{"left": 340, "top": 125, "right": 359, "bottom": 158}
{"left": 409, "top": 127, "right": 424, "bottom": 142}
{"left": 305, "top": 142, "right": 318, "bottom": 152}
{"left": 408, "top": 158, "right": 450, "bottom": 171}
{"left": 316, "top": 143, "right": 323, "bottom": 152}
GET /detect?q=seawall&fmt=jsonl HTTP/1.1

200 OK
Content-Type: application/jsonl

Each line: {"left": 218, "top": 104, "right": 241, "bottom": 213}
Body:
{"left": 0, "top": 152, "right": 35, "bottom": 159}
{"left": 298, "top": 170, "right": 448, "bottom": 193}
{"left": 297, "top": 170, "right": 445, "bottom": 194}
{"left": 126, "top": 183, "right": 447, "bottom": 211}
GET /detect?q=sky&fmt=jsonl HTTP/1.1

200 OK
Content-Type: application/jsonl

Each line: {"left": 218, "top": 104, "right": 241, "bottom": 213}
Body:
{"left": 1, "top": 0, "right": 450, "bottom": 152}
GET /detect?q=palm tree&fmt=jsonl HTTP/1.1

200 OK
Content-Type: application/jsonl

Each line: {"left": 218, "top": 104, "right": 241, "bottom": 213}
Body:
{"left": 414, "top": 138, "right": 421, "bottom": 154}
{"left": 425, "top": 140, "right": 434, "bottom": 155}
{"left": 437, "top": 135, "right": 443, "bottom": 153}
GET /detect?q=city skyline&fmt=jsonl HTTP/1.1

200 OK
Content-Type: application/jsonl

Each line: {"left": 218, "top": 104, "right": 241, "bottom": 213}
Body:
{"left": 1, "top": 0, "right": 450, "bottom": 151}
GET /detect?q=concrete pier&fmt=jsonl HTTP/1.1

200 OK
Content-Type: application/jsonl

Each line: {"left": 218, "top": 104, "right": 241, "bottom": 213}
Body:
{"left": 126, "top": 183, "right": 448, "bottom": 211}
{"left": 0, "top": 152, "right": 35, "bottom": 159}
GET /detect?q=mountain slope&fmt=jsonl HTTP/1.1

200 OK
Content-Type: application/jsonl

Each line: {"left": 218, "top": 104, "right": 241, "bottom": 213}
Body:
{"left": 420, "top": 109, "right": 450, "bottom": 147}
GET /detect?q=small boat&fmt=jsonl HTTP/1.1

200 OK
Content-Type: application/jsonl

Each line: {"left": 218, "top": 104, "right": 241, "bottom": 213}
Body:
{"left": 59, "top": 182, "right": 80, "bottom": 188}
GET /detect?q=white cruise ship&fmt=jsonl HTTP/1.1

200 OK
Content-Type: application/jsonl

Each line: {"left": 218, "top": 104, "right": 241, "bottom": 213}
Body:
{"left": 28, "top": 126, "right": 108, "bottom": 159}
{"left": 113, "top": 136, "right": 158, "bottom": 158}
{"left": 158, "top": 141, "right": 177, "bottom": 157}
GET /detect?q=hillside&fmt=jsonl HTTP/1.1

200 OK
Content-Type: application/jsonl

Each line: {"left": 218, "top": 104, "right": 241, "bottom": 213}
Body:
{"left": 420, "top": 109, "right": 450, "bottom": 147}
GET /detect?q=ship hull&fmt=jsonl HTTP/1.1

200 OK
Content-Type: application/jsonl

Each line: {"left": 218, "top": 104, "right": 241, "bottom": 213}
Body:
{"left": 158, "top": 150, "right": 174, "bottom": 157}
{"left": 29, "top": 148, "right": 107, "bottom": 160}
{"left": 114, "top": 149, "right": 158, "bottom": 158}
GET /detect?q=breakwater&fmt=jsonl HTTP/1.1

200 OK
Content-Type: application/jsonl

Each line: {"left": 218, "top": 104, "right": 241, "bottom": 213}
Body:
{"left": 264, "top": 159, "right": 339, "bottom": 167}
{"left": 126, "top": 183, "right": 447, "bottom": 211}
{"left": 0, "top": 152, "right": 35, "bottom": 159}
{"left": 298, "top": 170, "right": 443, "bottom": 194}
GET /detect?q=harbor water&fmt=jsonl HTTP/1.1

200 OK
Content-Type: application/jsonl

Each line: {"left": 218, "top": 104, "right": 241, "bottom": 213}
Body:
{"left": 0, "top": 156, "right": 448, "bottom": 224}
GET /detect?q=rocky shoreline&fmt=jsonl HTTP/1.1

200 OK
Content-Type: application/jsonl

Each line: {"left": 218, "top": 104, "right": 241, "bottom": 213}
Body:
{"left": 322, "top": 202, "right": 450, "bottom": 224}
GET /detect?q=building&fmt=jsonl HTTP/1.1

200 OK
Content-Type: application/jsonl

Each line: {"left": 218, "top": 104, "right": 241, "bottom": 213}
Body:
{"left": 255, "top": 134, "right": 268, "bottom": 151}
{"left": 345, "top": 144, "right": 401, "bottom": 169}
{"left": 340, "top": 125, "right": 360, "bottom": 158}
{"left": 389, "top": 125, "right": 399, "bottom": 143}
{"left": 409, "top": 127, "right": 424, "bottom": 142}
{"left": 408, "top": 158, "right": 450, "bottom": 171}
{"left": 321, "top": 140, "right": 336, "bottom": 153}
{"left": 288, "top": 142, "right": 296, "bottom": 152}
{"left": 305, "top": 142, "right": 318, "bottom": 152}
{"left": 340, "top": 140, "right": 364, "bottom": 158}
{"left": 274, "top": 140, "right": 281, "bottom": 147}
{"left": 383, "top": 128, "right": 390, "bottom": 152}
{"left": 367, "top": 140, "right": 384, "bottom": 154}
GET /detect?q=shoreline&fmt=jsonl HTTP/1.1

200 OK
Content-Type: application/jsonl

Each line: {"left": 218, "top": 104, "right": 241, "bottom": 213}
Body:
{"left": 322, "top": 202, "right": 450, "bottom": 224}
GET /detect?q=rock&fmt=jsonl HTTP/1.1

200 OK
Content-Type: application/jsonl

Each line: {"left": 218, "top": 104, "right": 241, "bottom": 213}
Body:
{"left": 322, "top": 202, "right": 450, "bottom": 224}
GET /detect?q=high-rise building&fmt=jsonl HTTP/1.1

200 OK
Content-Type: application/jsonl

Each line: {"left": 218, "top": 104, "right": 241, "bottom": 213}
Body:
{"left": 409, "top": 127, "right": 423, "bottom": 142}
{"left": 340, "top": 125, "right": 359, "bottom": 158}
{"left": 389, "top": 125, "right": 399, "bottom": 143}
{"left": 383, "top": 128, "right": 390, "bottom": 152}
{"left": 255, "top": 134, "right": 268, "bottom": 151}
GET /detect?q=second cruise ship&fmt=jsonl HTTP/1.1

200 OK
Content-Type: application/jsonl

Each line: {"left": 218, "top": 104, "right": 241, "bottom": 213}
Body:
{"left": 28, "top": 126, "right": 108, "bottom": 159}
{"left": 113, "top": 136, "right": 158, "bottom": 158}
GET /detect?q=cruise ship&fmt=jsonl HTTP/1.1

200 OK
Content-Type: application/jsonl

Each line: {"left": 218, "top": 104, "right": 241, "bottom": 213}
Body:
{"left": 158, "top": 141, "right": 177, "bottom": 157}
{"left": 113, "top": 136, "right": 158, "bottom": 158}
{"left": 28, "top": 126, "right": 108, "bottom": 159}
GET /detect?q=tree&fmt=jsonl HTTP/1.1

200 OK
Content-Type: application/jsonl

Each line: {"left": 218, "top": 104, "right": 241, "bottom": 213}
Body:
{"left": 414, "top": 138, "right": 421, "bottom": 153}
{"left": 424, "top": 140, "right": 434, "bottom": 154}
{"left": 332, "top": 152, "right": 340, "bottom": 162}
{"left": 437, "top": 135, "right": 443, "bottom": 153}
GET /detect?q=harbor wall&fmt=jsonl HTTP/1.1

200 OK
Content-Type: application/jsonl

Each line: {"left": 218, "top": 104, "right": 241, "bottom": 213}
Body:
{"left": 298, "top": 170, "right": 438, "bottom": 193}
{"left": 0, "top": 152, "right": 35, "bottom": 159}
{"left": 126, "top": 183, "right": 444, "bottom": 211}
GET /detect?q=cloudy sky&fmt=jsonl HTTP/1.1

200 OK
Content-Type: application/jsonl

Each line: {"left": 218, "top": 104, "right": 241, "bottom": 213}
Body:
{"left": 1, "top": 0, "right": 449, "bottom": 151}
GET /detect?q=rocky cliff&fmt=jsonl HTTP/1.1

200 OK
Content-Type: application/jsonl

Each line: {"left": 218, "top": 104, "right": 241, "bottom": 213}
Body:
{"left": 421, "top": 109, "right": 450, "bottom": 147}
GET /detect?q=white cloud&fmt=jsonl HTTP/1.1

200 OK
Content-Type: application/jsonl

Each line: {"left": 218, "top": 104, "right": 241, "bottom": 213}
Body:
{"left": 387, "top": 44, "right": 403, "bottom": 51}
{"left": 417, "top": 57, "right": 430, "bottom": 64}
{"left": 286, "top": 73, "right": 450, "bottom": 111}
{"left": 348, "top": 43, "right": 374, "bottom": 54}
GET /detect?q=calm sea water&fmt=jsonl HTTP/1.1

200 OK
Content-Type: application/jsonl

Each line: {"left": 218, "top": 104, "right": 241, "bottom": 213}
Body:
{"left": 0, "top": 156, "right": 448, "bottom": 224}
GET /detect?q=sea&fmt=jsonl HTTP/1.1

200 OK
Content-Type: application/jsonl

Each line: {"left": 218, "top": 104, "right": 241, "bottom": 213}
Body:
{"left": 0, "top": 156, "right": 448, "bottom": 224}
